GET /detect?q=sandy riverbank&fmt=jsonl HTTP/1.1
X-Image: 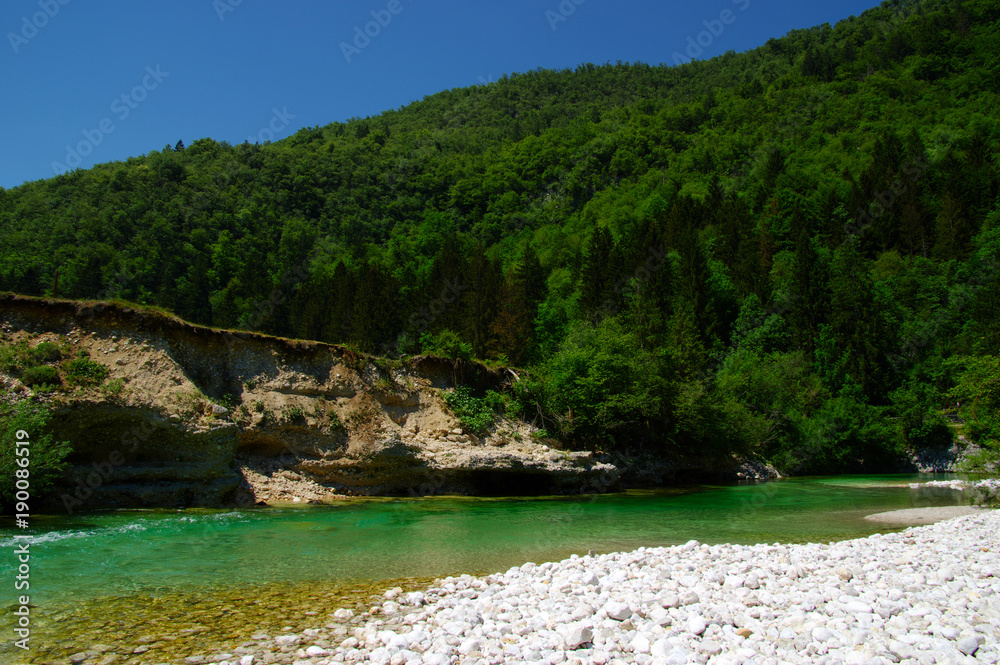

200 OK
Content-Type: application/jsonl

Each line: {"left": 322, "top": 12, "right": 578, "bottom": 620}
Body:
{"left": 864, "top": 505, "right": 985, "bottom": 526}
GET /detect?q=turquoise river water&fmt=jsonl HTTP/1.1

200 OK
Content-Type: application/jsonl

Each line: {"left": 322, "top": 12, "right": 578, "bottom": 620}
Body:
{"left": 0, "top": 474, "right": 971, "bottom": 606}
{"left": 0, "top": 474, "right": 976, "bottom": 662}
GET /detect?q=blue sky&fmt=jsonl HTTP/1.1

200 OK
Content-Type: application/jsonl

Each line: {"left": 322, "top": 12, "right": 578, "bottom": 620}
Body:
{"left": 1, "top": 0, "right": 879, "bottom": 189}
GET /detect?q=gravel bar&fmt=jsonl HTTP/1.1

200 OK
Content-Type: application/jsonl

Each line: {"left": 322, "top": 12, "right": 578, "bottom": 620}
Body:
{"left": 197, "top": 510, "right": 999, "bottom": 665}
{"left": 864, "top": 506, "right": 985, "bottom": 526}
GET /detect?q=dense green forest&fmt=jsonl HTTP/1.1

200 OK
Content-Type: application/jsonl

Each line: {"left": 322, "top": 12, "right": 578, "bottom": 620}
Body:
{"left": 2, "top": 0, "right": 999, "bottom": 474}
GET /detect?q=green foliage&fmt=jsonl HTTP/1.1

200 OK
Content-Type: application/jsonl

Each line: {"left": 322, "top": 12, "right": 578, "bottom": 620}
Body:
{"left": 31, "top": 342, "right": 62, "bottom": 363}
{"left": 420, "top": 330, "right": 472, "bottom": 361}
{"left": 100, "top": 378, "right": 126, "bottom": 399}
{"left": 771, "top": 387, "right": 906, "bottom": 475}
{"left": 0, "top": 401, "right": 72, "bottom": 511}
{"left": 889, "top": 378, "right": 954, "bottom": 450}
{"left": 711, "top": 349, "right": 823, "bottom": 454}
{"left": 944, "top": 355, "right": 1000, "bottom": 476}
{"left": 326, "top": 411, "right": 346, "bottom": 432}
{"left": 374, "top": 376, "right": 397, "bottom": 392}
{"left": 954, "top": 442, "right": 1000, "bottom": 476}
{"left": 946, "top": 355, "right": 1000, "bottom": 419}
{"left": 1, "top": 339, "right": 62, "bottom": 373}
{"left": 20, "top": 365, "right": 60, "bottom": 388}
{"left": 280, "top": 405, "right": 307, "bottom": 423}
{"left": 63, "top": 356, "right": 110, "bottom": 386}
{"left": 0, "top": 0, "right": 999, "bottom": 471}
{"left": 442, "top": 386, "right": 505, "bottom": 436}
{"left": 533, "top": 318, "right": 672, "bottom": 446}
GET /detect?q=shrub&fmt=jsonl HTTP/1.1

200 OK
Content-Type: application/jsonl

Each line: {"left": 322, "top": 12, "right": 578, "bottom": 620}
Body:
{"left": 0, "top": 340, "right": 39, "bottom": 372}
{"left": 21, "top": 365, "right": 61, "bottom": 387}
{"left": 63, "top": 357, "right": 110, "bottom": 386}
{"left": 955, "top": 442, "right": 1000, "bottom": 476}
{"left": 30, "top": 342, "right": 62, "bottom": 364}
{"left": 443, "top": 386, "right": 505, "bottom": 436}
{"left": 0, "top": 401, "right": 73, "bottom": 512}
{"left": 420, "top": 330, "right": 472, "bottom": 361}
{"left": 375, "top": 376, "right": 396, "bottom": 392}
{"left": 533, "top": 318, "right": 671, "bottom": 446}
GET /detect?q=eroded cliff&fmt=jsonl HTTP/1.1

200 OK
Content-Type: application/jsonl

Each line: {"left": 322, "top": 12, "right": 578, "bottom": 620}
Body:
{"left": 0, "top": 295, "right": 620, "bottom": 511}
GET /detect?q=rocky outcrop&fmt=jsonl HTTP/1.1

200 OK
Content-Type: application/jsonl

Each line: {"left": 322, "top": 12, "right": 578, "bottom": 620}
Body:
{"left": 0, "top": 295, "right": 618, "bottom": 511}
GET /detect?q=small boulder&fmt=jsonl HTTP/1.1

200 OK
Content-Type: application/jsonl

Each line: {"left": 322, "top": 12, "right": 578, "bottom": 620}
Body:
{"left": 812, "top": 627, "right": 835, "bottom": 643}
{"left": 563, "top": 624, "right": 594, "bottom": 649}
{"left": 604, "top": 601, "right": 632, "bottom": 621}
{"left": 957, "top": 635, "right": 984, "bottom": 656}
{"left": 687, "top": 616, "right": 707, "bottom": 635}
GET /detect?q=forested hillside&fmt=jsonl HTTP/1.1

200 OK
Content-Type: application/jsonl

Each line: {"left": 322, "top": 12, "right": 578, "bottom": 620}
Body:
{"left": 2, "top": 0, "right": 999, "bottom": 473}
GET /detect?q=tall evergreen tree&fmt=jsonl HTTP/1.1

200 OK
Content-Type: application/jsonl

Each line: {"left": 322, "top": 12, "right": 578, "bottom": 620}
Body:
{"left": 323, "top": 262, "right": 356, "bottom": 344}
{"left": 933, "top": 193, "right": 969, "bottom": 260}
{"left": 462, "top": 242, "right": 501, "bottom": 358}
{"left": 351, "top": 262, "right": 399, "bottom": 353}
{"left": 579, "top": 225, "right": 617, "bottom": 316}
{"left": 423, "top": 234, "right": 467, "bottom": 335}
{"left": 675, "top": 212, "right": 715, "bottom": 346}
{"left": 827, "top": 240, "right": 895, "bottom": 401}
{"left": 788, "top": 213, "right": 829, "bottom": 354}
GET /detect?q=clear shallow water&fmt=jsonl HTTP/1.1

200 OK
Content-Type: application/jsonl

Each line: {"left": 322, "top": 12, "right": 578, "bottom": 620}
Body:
{"left": 0, "top": 474, "right": 970, "bottom": 607}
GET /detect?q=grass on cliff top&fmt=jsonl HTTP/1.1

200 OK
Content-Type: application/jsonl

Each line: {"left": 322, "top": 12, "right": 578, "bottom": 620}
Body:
{"left": 4, "top": 295, "right": 514, "bottom": 398}
{"left": 3, "top": 293, "right": 380, "bottom": 359}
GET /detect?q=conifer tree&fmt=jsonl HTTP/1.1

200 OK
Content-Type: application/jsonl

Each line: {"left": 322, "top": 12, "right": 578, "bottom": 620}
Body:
{"left": 462, "top": 242, "right": 501, "bottom": 358}
{"left": 788, "top": 215, "right": 828, "bottom": 354}
{"left": 933, "top": 193, "right": 969, "bottom": 260}
{"left": 579, "top": 225, "right": 616, "bottom": 316}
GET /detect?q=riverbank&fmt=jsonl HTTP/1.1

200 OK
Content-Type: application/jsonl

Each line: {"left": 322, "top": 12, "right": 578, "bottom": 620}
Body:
{"left": 864, "top": 505, "right": 984, "bottom": 525}
{"left": 67, "top": 509, "right": 992, "bottom": 665}
{"left": 2, "top": 295, "right": 785, "bottom": 511}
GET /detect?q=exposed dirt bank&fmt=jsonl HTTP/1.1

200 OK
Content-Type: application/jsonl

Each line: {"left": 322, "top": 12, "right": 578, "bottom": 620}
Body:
{"left": 1, "top": 295, "right": 776, "bottom": 511}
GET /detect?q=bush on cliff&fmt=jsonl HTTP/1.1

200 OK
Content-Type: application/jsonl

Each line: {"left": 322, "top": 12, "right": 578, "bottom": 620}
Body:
{"left": 0, "top": 400, "right": 72, "bottom": 513}
{"left": 443, "top": 386, "right": 506, "bottom": 436}
{"left": 20, "top": 365, "right": 61, "bottom": 388}
{"left": 63, "top": 352, "right": 111, "bottom": 386}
